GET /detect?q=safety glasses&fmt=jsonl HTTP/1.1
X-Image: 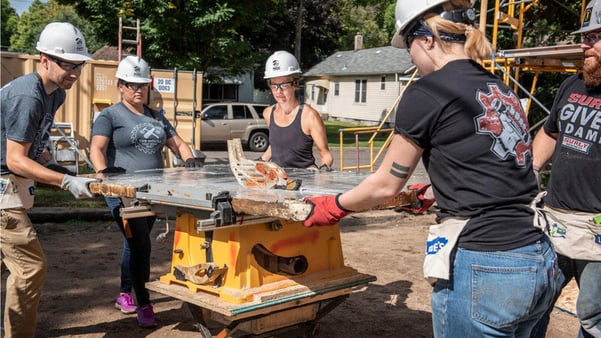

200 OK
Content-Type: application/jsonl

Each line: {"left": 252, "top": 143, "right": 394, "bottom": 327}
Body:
{"left": 123, "top": 82, "right": 149, "bottom": 91}
{"left": 582, "top": 31, "right": 601, "bottom": 45}
{"left": 47, "top": 55, "right": 86, "bottom": 71}
{"left": 269, "top": 81, "right": 295, "bottom": 91}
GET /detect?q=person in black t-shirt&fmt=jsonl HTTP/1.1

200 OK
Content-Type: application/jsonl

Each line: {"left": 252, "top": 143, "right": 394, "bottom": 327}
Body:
{"left": 303, "top": 1, "right": 561, "bottom": 336}
{"left": 259, "top": 50, "right": 333, "bottom": 170}
{"left": 530, "top": 1, "right": 601, "bottom": 337}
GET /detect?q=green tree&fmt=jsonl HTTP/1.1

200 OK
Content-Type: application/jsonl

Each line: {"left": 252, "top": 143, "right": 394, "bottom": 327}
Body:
{"left": 9, "top": 0, "right": 102, "bottom": 55}
{"left": 1, "top": 0, "right": 18, "bottom": 49}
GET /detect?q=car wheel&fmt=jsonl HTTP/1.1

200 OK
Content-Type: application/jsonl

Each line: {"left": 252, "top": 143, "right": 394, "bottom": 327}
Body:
{"left": 248, "top": 131, "right": 269, "bottom": 152}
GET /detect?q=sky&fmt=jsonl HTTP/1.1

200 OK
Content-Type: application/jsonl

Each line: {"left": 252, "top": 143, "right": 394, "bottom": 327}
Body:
{"left": 9, "top": 0, "right": 48, "bottom": 15}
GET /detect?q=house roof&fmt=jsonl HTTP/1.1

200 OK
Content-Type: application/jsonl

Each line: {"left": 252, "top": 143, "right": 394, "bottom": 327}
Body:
{"left": 303, "top": 46, "right": 414, "bottom": 77}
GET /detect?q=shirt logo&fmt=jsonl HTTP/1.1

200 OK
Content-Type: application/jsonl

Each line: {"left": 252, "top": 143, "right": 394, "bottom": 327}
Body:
{"left": 131, "top": 122, "right": 164, "bottom": 154}
{"left": 475, "top": 83, "right": 531, "bottom": 166}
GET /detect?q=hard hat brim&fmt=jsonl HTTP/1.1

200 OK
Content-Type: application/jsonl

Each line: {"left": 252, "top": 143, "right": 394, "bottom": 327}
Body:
{"left": 391, "top": 30, "right": 406, "bottom": 49}
{"left": 37, "top": 48, "right": 92, "bottom": 62}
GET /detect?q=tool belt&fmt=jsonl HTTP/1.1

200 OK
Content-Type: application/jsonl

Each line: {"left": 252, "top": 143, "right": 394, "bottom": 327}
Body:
{"left": 0, "top": 174, "right": 35, "bottom": 209}
{"left": 423, "top": 192, "right": 552, "bottom": 285}
{"left": 542, "top": 205, "right": 601, "bottom": 261}
{"left": 423, "top": 217, "right": 469, "bottom": 285}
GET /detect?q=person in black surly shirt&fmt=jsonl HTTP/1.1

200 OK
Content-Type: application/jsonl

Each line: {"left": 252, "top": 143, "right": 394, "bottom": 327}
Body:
{"left": 530, "top": 1, "right": 601, "bottom": 337}
{"left": 302, "top": 1, "right": 561, "bottom": 336}
{"left": 259, "top": 50, "right": 333, "bottom": 170}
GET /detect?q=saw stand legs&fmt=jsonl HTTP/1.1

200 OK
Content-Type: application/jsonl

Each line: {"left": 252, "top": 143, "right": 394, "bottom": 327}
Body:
{"left": 186, "top": 295, "right": 349, "bottom": 338}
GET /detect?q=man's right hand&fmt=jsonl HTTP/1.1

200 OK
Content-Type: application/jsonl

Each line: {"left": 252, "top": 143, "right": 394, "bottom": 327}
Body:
{"left": 61, "top": 175, "right": 98, "bottom": 199}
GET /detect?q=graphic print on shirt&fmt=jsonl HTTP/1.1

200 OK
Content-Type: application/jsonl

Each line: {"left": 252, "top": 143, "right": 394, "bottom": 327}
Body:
{"left": 30, "top": 111, "right": 55, "bottom": 161}
{"left": 474, "top": 83, "right": 531, "bottom": 167}
{"left": 557, "top": 93, "right": 601, "bottom": 154}
{"left": 130, "top": 122, "right": 164, "bottom": 154}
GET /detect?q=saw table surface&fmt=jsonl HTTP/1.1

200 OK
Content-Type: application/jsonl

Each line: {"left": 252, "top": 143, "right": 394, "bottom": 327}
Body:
{"left": 93, "top": 165, "right": 375, "bottom": 209}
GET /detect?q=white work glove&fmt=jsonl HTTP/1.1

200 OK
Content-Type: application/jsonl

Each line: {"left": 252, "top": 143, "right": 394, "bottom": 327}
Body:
{"left": 61, "top": 175, "right": 97, "bottom": 199}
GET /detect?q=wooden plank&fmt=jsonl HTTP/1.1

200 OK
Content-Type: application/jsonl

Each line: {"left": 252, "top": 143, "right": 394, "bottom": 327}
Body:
{"left": 231, "top": 198, "right": 313, "bottom": 222}
{"left": 89, "top": 182, "right": 136, "bottom": 198}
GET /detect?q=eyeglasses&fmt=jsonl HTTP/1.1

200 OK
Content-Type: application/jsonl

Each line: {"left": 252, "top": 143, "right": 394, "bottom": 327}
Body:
{"left": 47, "top": 55, "right": 86, "bottom": 71}
{"left": 123, "top": 82, "right": 149, "bottom": 91}
{"left": 582, "top": 31, "right": 601, "bottom": 44}
{"left": 269, "top": 81, "right": 295, "bottom": 91}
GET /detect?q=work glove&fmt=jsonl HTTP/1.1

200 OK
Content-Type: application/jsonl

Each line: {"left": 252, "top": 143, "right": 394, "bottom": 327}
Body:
{"left": 184, "top": 156, "right": 205, "bottom": 168}
{"left": 61, "top": 175, "right": 98, "bottom": 199}
{"left": 44, "top": 160, "right": 76, "bottom": 176}
{"left": 303, "top": 194, "right": 352, "bottom": 227}
{"left": 398, "top": 183, "right": 435, "bottom": 214}
{"left": 99, "top": 166, "right": 126, "bottom": 174}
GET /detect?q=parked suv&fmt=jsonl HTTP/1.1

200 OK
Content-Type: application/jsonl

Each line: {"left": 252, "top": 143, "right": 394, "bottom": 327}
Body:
{"left": 200, "top": 102, "right": 270, "bottom": 152}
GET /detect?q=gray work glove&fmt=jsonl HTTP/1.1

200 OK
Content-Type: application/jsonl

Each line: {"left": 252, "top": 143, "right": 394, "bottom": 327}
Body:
{"left": 61, "top": 175, "right": 98, "bottom": 199}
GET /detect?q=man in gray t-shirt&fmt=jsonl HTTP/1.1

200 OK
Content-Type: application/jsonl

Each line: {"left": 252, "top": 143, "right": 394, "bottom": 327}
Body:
{"left": 0, "top": 22, "right": 96, "bottom": 338}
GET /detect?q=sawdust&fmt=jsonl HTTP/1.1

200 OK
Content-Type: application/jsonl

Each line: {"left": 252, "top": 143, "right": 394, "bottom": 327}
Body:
{"left": 1, "top": 210, "right": 580, "bottom": 338}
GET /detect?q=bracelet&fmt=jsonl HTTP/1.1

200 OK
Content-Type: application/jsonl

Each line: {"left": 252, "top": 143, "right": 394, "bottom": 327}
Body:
{"left": 533, "top": 164, "right": 541, "bottom": 173}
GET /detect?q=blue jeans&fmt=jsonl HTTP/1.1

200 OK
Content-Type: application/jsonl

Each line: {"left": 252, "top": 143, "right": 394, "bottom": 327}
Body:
{"left": 105, "top": 197, "right": 155, "bottom": 306}
{"left": 120, "top": 239, "right": 132, "bottom": 293}
{"left": 432, "top": 237, "right": 560, "bottom": 337}
{"left": 531, "top": 255, "right": 601, "bottom": 338}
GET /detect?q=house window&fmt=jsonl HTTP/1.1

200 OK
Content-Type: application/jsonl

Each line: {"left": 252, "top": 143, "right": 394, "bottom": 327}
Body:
{"left": 380, "top": 75, "right": 386, "bottom": 90}
{"left": 354, "top": 79, "right": 367, "bottom": 103}
{"left": 311, "top": 84, "right": 316, "bottom": 101}
{"left": 334, "top": 82, "right": 339, "bottom": 96}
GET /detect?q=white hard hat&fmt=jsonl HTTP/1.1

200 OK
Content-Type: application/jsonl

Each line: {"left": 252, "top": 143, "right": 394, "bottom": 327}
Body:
{"left": 264, "top": 51, "right": 302, "bottom": 79}
{"left": 36, "top": 22, "right": 91, "bottom": 62}
{"left": 573, "top": 0, "right": 601, "bottom": 34}
{"left": 391, "top": 0, "right": 447, "bottom": 49}
{"left": 390, "top": 0, "right": 477, "bottom": 49}
{"left": 116, "top": 56, "right": 152, "bottom": 83}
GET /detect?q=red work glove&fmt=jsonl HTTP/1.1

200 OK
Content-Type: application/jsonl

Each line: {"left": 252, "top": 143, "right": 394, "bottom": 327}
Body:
{"left": 399, "top": 183, "right": 435, "bottom": 214}
{"left": 303, "top": 194, "right": 352, "bottom": 227}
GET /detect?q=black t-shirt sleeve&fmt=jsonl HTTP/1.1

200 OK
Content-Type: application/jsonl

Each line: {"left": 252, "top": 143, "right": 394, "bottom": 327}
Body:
{"left": 394, "top": 85, "right": 440, "bottom": 149}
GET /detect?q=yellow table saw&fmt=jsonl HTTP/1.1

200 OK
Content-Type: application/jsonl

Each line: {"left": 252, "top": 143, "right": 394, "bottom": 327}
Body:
{"left": 90, "top": 165, "right": 384, "bottom": 337}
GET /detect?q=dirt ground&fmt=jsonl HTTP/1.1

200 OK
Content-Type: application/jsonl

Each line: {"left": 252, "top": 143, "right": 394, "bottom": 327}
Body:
{"left": 1, "top": 209, "right": 580, "bottom": 338}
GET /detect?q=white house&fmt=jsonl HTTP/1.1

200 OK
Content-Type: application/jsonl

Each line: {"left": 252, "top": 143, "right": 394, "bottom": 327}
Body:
{"left": 303, "top": 45, "right": 415, "bottom": 126}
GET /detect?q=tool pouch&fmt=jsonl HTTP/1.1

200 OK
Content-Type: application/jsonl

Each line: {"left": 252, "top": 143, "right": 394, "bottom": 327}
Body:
{"left": 423, "top": 217, "right": 469, "bottom": 286}
{"left": 542, "top": 206, "right": 601, "bottom": 261}
{"left": 0, "top": 174, "right": 35, "bottom": 209}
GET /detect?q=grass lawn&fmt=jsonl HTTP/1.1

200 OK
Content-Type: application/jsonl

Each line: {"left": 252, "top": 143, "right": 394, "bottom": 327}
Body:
{"left": 324, "top": 120, "right": 390, "bottom": 147}
{"left": 34, "top": 186, "right": 106, "bottom": 208}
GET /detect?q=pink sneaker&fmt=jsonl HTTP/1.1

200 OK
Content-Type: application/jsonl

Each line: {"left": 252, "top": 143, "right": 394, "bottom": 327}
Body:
{"left": 114, "top": 293, "right": 137, "bottom": 314}
{"left": 136, "top": 304, "right": 157, "bottom": 328}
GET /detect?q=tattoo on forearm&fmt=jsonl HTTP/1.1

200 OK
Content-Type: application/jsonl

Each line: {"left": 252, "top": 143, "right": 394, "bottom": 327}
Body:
{"left": 390, "top": 162, "right": 409, "bottom": 179}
